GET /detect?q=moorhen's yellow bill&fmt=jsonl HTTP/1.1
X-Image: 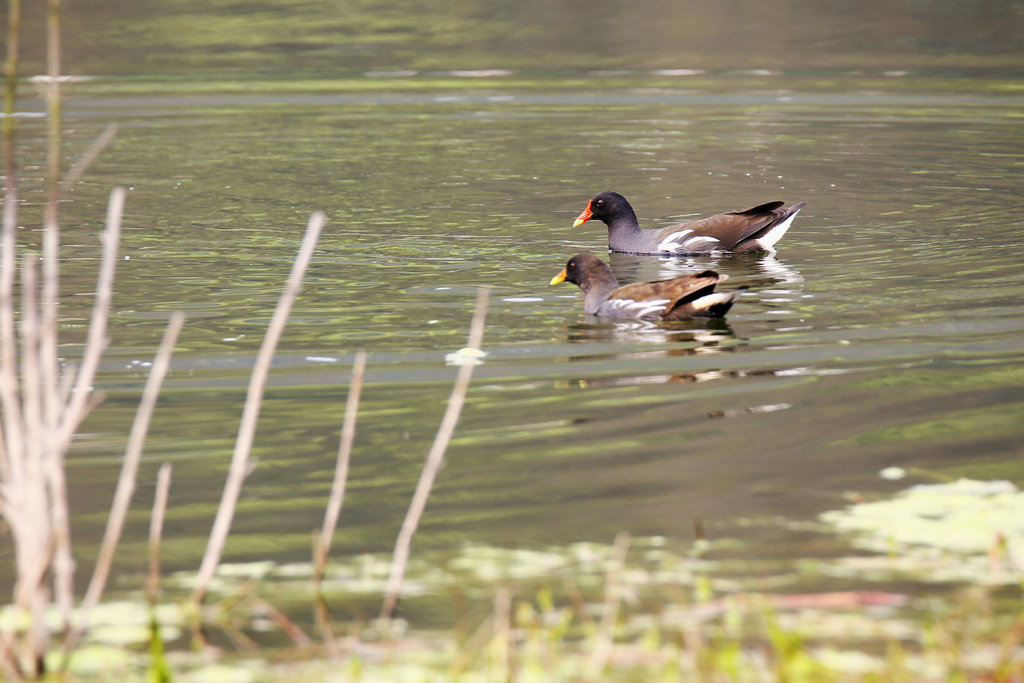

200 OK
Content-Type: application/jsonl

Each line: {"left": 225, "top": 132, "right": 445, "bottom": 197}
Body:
{"left": 573, "top": 191, "right": 805, "bottom": 255}
{"left": 550, "top": 253, "right": 741, "bottom": 320}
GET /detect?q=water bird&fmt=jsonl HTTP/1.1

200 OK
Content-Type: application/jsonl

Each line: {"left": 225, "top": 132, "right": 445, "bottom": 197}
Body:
{"left": 549, "top": 253, "right": 741, "bottom": 320}
{"left": 573, "top": 190, "right": 805, "bottom": 255}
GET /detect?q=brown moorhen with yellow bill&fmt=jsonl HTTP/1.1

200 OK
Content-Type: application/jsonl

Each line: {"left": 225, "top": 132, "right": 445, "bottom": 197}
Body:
{"left": 550, "top": 253, "right": 741, "bottom": 320}
{"left": 573, "top": 191, "right": 805, "bottom": 255}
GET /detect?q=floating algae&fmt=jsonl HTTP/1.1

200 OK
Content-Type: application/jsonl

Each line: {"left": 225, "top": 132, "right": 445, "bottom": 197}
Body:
{"left": 821, "top": 478, "right": 1024, "bottom": 583}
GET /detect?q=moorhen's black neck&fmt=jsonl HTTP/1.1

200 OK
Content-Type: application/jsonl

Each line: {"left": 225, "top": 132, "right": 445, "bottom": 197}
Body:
{"left": 598, "top": 198, "right": 644, "bottom": 252}
{"left": 603, "top": 202, "right": 641, "bottom": 234}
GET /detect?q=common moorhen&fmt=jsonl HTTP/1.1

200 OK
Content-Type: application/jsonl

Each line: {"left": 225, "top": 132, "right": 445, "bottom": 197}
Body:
{"left": 573, "top": 191, "right": 805, "bottom": 255}
{"left": 550, "top": 253, "right": 741, "bottom": 320}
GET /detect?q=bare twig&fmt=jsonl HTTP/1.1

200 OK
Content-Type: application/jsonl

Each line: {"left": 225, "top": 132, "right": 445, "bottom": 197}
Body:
{"left": 17, "top": 255, "right": 42, "bottom": 502}
{"left": 2, "top": 0, "right": 19, "bottom": 146}
{"left": 59, "top": 125, "right": 117, "bottom": 194}
{"left": 66, "top": 312, "right": 185, "bottom": 655}
{"left": 311, "top": 585, "right": 338, "bottom": 657}
{"left": 147, "top": 464, "right": 172, "bottom": 606}
{"left": 249, "top": 596, "right": 311, "bottom": 649}
{"left": 49, "top": 185, "right": 123, "bottom": 641}
{"left": 0, "top": 0, "right": 23, "bottom": 495}
{"left": 10, "top": 255, "right": 50, "bottom": 678}
{"left": 2, "top": 0, "right": 20, "bottom": 263}
{"left": 57, "top": 187, "right": 124, "bottom": 445}
{"left": 191, "top": 211, "right": 326, "bottom": 606}
{"left": 490, "top": 587, "right": 512, "bottom": 680}
{"left": 314, "top": 350, "right": 367, "bottom": 585}
{"left": 0, "top": 5, "right": 123, "bottom": 672}
{"left": 379, "top": 287, "right": 489, "bottom": 622}
{"left": 40, "top": 0, "right": 63, "bottom": 473}
{"left": 0, "top": 631, "right": 17, "bottom": 681}
{"left": 312, "top": 351, "right": 366, "bottom": 655}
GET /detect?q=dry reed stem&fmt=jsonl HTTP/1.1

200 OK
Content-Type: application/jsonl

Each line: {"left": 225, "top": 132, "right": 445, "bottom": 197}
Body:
{"left": 379, "top": 287, "right": 490, "bottom": 622}
{"left": 191, "top": 211, "right": 326, "bottom": 606}
{"left": 583, "top": 531, "right": 631, "bottom": 680}
{"left": 0, "top": 632, "right": 16, "bottom": 681}
{"left": 14, "top": 255, "right": 52, "bottom": 677}
{"left": 2, "top": 0, "right": 19, "bottom": 137}
{"left": 0, "top": 167, "right": 22, "bottom": 490}
{"left": 2, "top": 8, "right": 123, "bottom": 673}
{"left": 1, "top": 0, "right": 20, "bottom": 490}
{"left": 449, "top": 608, "right": 494, "bottom": 676}
{"left": 311, "top": 591, "right": 337, "bottom": 658}
{"left": 57, "top": 187, "right": 124, "bottom": 445}
{"left": 490, "top": 587, "right": 512, "bottom": 680}
{"left": 312, "top": 350, "right": 367, "bottom": 656}
{"left": 59, "top": 125, "right": 117, "bottom": 194}
{"left": 147, "top": 464, "right": 172, "bottom": 606}
{"left": 13, "top": 258, "right": 49, "bottom": 656}
{"left": 28, "top": 248, "right": 75, "bottom": 651}
{"left": 40, "top": 0, "right": 62, "bottom": 474}
{"left": 314, "top": 350, "right": 367, "bottom": 584}
{"left": 49, "top": 188, "right": 124, "bottom": 638}
{"left": 17, "top": 254, "right": 41, "bottom": 479}
{"left": 1, "top": 19, "right": 26, "bottom": 659}
{"left": 65, "top": 312, "right": 185, "bottom": 655}
{"left": 249, "top": 596, "right": 311, "bottom": 649}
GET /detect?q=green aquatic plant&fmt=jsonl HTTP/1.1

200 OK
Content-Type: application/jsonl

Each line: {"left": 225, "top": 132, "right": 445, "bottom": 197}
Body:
{"left": 821, "top": 478, "right": 1024, "bottom": 584}
{"left": 146, "top": 607, "right": 171, "bottom": 683}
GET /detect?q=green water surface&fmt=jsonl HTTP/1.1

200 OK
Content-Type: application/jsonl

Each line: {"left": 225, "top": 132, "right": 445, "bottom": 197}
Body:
{"left": 5, "top": 0, "right": 1024, "bottom": 644}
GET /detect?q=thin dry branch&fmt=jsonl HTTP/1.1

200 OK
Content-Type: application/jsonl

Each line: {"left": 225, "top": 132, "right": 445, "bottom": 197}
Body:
{"left": 2, "top": 0, "right": 20, "bottom": 209}
{"left": 40, "top": 0, "right": 63, "bottom": 470}
{"left": 59, "top": 125, "right": 117, "bottom": 194}
{"left": 491, "top": 587, "right": 512, "bottom": 680}
{"left": 191, "top": 211, "right": 326, "bottom": 606}
{"left": 17, "top": 255, "right": 42, "bottom": 490}
{"left": 66, "top": 312, "right": 186, "bottom": 655}
{"left": 48, "top": 186, "right": 124, "bottom": 638}
{"left": 314, "top": 350, "right": 367, "bottom": 584}
{"left": 0, "top": 160, "right": 22, "bottom": 488}
{"left": 147, "top": 463, "right": 172, "bottom": 606}
{"left": 379, "top": 287, "right": 489, "bottom": 622}
{"left": 9, "top": 255, "right": 50, "bottom": 678}
{"left": 0, "top": 0, "right": 21, "bottom": 484}
{"left": 248, "top": 596, "right": 311, "bottom": 649}
{"left": 57, "top": 187, "right": 124, "bottom": 446}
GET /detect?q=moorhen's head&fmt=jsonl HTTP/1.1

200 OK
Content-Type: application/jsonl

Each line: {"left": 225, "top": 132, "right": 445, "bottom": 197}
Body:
{"left": 573, "top": 191, "right": 632, "bottom": 227}
{"left": 549, "top": 253, "right": 614, "bottom": 290}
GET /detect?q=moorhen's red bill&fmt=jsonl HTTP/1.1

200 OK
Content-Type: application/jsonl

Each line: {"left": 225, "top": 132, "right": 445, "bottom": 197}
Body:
{"left": 550, "top": 253, "right": 741, "bottom": 320}
{"left": 573, "top": 191, "right": 805, "bottom": 255}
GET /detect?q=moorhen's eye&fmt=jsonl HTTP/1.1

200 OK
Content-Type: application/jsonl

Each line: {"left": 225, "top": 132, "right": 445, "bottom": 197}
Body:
{"left": 595, "top": 199, "right": 604, "bottom": 207}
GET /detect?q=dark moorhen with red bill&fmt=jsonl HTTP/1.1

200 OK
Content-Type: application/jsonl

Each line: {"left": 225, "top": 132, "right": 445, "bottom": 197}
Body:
{"left": 550, "top": 253, "right": 742, "bottom": 320}
{"left": 573, "top": 191, "right": 805, "bottom": 255}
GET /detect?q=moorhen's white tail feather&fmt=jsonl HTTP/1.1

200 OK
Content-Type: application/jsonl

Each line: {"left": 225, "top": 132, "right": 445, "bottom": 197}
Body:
{"left": 689, "top": 290, "right": 742, "bottom": 318}
{"left": 744, "top": 202, "right": 805, "bottom": 253}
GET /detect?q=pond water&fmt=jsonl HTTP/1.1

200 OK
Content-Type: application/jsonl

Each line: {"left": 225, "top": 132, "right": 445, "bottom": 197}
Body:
{"left": 7, "top": 0, "right": 1024, "bottom": 639}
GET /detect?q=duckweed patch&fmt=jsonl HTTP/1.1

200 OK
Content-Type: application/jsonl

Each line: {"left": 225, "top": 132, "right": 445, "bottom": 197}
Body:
{"left": 16, "top": 496, "right": 1023, "bottom": 681}
{"left": 821, "top": 478, "right": 1024, "bottom": 583}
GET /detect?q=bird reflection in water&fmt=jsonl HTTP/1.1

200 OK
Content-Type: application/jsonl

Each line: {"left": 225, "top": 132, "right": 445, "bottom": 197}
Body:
{"left": 565, "top": 317, "right": 734, "bottom": 348}
{"left": 560, "top": 317, "right": 738, "bottom": 388}
{"left": 606, "top": 251, "right": 804, "bottom": 292}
